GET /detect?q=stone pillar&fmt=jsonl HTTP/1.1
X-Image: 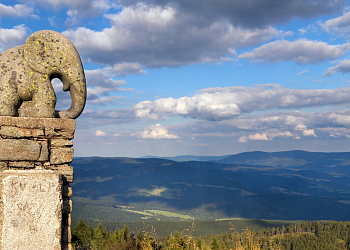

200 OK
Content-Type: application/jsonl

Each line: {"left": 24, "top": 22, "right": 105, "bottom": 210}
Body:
{"left": 0, "top": 117, "right": 74, "bottom": 250}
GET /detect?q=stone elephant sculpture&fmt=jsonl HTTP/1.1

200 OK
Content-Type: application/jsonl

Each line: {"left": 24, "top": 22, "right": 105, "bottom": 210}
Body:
{"left": 0, "top": 30, "right": 86, "bottom": 119}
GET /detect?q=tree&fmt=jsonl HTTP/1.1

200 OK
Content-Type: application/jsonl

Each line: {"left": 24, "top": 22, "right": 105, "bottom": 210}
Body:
{"left": 210, "top": 237, "right": 220, "bottom": 250}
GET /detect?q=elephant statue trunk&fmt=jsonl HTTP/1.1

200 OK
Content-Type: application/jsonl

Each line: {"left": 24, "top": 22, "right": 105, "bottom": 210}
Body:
{"left": 0, "top": 30, "right": 86, "bottom": 119}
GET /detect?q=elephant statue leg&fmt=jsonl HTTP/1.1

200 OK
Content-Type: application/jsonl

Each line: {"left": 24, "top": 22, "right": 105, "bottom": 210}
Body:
{"left": 0, "top": 47, "right": 24, "bottom": 116}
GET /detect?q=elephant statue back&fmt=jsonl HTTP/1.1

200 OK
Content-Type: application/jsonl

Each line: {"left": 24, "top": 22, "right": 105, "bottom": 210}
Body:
{"left": 0, "top": 30, "right": 86, "bottom": 119}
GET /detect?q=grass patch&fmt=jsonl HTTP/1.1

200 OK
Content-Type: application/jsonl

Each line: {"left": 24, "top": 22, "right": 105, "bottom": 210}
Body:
{"left": 145, "top": 210, "right": 195, "bottom": 220}
{"left": 137, "top": 185, "right": 176, "bottom": 199}
{"left": 123, "top": 209, "right": 155, "bottom": 216}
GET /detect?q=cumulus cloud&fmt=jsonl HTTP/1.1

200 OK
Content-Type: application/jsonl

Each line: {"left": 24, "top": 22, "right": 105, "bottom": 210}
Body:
{"left": 321, "top": 11, "right": 350, "bottom": 37}
{"left": 303, "top": 129, "right": 317, "bottom": 137}
{"left": 63, "top": 3, "right": 285, "bottom": 68}
{"left": 172, "top": 109, "right": 350, "bottom": 145}
{"left": 238, "top": 39, "right": 349, "bottom": 64}
{"left": 0, "top": 3, "right": 36, "bottom": 19}
{"left": 78, "top": 108, "right": 138, "bottom": 129}
{"left": 324, "top": 59, "right": 350, "bottom": 76}
{"left": 118, "top": 0, "right": 345, "bottom": 28}
{"left": 85, "top": 69, "right": 131, "bottom": 105}
{"left": 238, "top": 131, "right": 293, "bottom": 142}
{"left": 95, "top": 129, "right": 106, "bottom": 136}
{"left": 131, "top": 123, "right": 179, "bottom": 139}
{"left": 53, "top": 68, "right": 130, "bottom": 107}
{"left": 106, "top": 63, "right": 146, "bottom": 76}
{"left": 135, "top": 85, "right": 350, "bottom": 121}
{"left": 0, "top": 25, "right": 27, "bottom": 52}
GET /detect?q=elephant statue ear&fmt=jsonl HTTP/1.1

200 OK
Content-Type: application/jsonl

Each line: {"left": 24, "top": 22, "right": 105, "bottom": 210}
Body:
{"left": 24, "top": 30, "right": 79, "bottom": 74}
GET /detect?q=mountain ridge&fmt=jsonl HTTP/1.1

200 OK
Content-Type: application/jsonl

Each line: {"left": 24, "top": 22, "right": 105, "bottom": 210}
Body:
{"left": 71, "top": 150, "right": 350, "bottom": 223}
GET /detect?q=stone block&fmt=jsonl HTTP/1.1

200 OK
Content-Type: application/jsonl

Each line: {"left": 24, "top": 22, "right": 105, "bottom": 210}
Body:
{"left": 50, "top": 148, "right": 74, "bottom": 165}
{"left": 0, "top": 162, "right": 7, "bottom": 171}
{"left": 62, "top": 213, "right": 72, "bottom": 243}
{"left": 37, "top": 140, "right": 49, "bottom": 162}
{"left": 63, "top": 199, "right": 72, "bottom": 213}
{"left": 0, "top": 139, "right": 41, "bottom": 161}
{"left": 50, "top": 139, "right": 73, "bottom": 148}
{"left": 0, "top": 170, "right": 62, "bottom": 250}
{"left": 9, "top": 161, "right": 35, "bottom": 169}
{"left": 0, "top": 117, "right": 75, "bottom": 139}
{"left": 0, "top": 126, "right": 44, "bottom": 138}
{"left": 51, "top": 164, "right": 74, "bottom": 183}
{"left": 63, "top": 185, "right": 72, "bottom": 197}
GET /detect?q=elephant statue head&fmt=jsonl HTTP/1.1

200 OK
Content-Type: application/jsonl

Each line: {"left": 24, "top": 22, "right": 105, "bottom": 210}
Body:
{"left": 0, "top": 30, "right": 86, "bottom": 119}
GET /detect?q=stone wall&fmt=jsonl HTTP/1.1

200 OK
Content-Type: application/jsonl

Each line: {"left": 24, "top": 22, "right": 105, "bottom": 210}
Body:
{"left": 0, "top": 116, "right": 75, "bottom": 250}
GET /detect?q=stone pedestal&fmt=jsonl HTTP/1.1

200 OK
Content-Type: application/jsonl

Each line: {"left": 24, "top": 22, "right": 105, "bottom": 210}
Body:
{"left": 0, "top": 117, "right": 75, "bottom": 250}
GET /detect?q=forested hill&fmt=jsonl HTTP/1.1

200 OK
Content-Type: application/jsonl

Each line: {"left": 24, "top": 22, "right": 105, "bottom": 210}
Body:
{"left": 71, "top": 150, "right": 350, "bottom": 223}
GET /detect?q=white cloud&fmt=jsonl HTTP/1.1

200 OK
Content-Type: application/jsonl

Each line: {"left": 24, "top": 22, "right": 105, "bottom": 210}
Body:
{"left": 106, "top": 63, "right": 146, "bottom": 76}
{"left": 324, "top": 59, "right": 350, "bottom": 76}
{"left": 88, "top": 96, "right": 124, "bottom": 105}
{"left": 299, "top": 29, "right": 307, "bottom": 35}
{"left": 238, "top": 131, "right": 293, "bottom": 142}
{"left": 169, "top": 109, "right": 350, "bottom": 146}
{"left": 321, "top": 11, "right": 350, "bottom": 37}
{"left": 297, "top": 70, "right": 309, "bottom": 75}
{"left": 238, "top": 39, "right": 349, "bottom": 64}
{"left": 63, "top": 3, "right": 285, "bottom": 68}
{"left": 302, "top": 129, "right": 317, "bottom": 137}
{"left": 48, "top": 16, "right": 57, "bottom": 26}
{"left": 85, "top": 69, "right": 131, "bottom": 105}
{"left": 53, "top": 68, "right": 130, "bottom": 107}
{"left": 113, "top": 133, "right": 121, "bottom": 137}
{"left": 78, "top": 108, "right": 138, "bottom": 128}
{"left": 131, "top": 123, "right": 179, "bottom": 139}
{"left": 0, "top": 25, "right": 27, "bottom": 52}
{"left": 0, "top": 3, "right": 36, "bottom": 19}
{"left": 135, "top": 85, "right": 350, "bottom": 121}
{"left": 95, "top": 129, "right": 106, "bottom": 136}
{"left": 248, "top": 133, "right": 269, "bottom": 141}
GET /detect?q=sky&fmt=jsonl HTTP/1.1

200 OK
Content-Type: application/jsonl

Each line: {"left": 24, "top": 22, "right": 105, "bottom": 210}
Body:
{"left": 3, "top": 0, "right": 350, "bottom": 157}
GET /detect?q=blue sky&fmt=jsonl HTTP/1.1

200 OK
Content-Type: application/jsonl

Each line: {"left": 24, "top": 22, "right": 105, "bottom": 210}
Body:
{"left": 3, "top": 0, "right": 350, "bottom": 157}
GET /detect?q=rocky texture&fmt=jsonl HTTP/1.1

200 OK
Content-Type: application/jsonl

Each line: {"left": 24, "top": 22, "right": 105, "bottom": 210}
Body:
{"left": 0, "top": 170, "right": 62, "bottom": 250}
{"left": 0, "top": 126, "right": 44, "bottom": 138}
{"left": 51, "top": 148, "right": 74, "bottom": 165}
{"left": 0, "top": 117, "right": 75, "bottom": 249}
{"left": 0, "top": 30, "right": 86, "bottom": 119}
{"left": 0, "top": 139, "right": 41, "bottom": 161}
{"left": 0, "top": 116, "right": 75, "bottom": 139}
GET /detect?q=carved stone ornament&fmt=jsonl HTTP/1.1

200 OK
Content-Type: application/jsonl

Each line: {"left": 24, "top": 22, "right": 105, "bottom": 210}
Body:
{"left": 0, "top": 30, "right": 86, "bottom": 119}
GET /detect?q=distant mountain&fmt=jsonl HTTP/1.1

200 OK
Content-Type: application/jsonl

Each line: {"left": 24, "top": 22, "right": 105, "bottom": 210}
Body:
{"left": 218, "top": 150, "right": 350, "bottom": 171}
{"left": 140, "top": 155, "right": 229, "bottom": 162}
{"left": 70, "top": 151, "right": 350, "bottom": 223}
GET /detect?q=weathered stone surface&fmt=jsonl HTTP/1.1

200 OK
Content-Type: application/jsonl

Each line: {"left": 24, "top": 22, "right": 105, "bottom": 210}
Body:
{"left": 0, "top": 30, "right": 86, "bottom": 119}
{"left": 63, "top": 199, "right": 72, "bottom": 213}
{"left": 51, "top": 139, "right": 73, "bottom": 148}
{"left": 50, "top": 148, "right": 74, "bottom": 165}
{"left": 0, "top": 126, "right": 44, "bottom": 138}
{"left": 63, "top": 185, "right": 72, "bottom": 197}
{"left": 0, "top": 162, "right": 7, "bottom": 171}
{"left": 37, "top": 140, "right": 49, "bottom": 162}
{"left": 62, "top": 213, "right": 72, "bottom": 243}
{"left": 51, "top": 164, "right": 74, "bottom": 183}
{"left": 0, "top": 117, "right": 75, "bottom": 139}
{"left": 0, "top": 170, "right": 62, "bottom": 250}
{"left": 0, "top": 139, "right": 41, "bottom": 161}
{"left": 9, "top": 161, "right": 34, "bottom": 169}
